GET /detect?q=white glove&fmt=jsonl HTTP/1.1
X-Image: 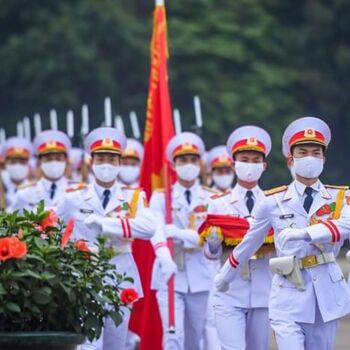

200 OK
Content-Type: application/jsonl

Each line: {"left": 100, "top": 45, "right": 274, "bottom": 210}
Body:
{"left": 206, "top": 227, "right": 222, "bottom": 253}
{"left": 84, "top": 214, "right": 103, "bottom": 232}
{"left": 156, "top": 247, "right": 178, "bottom": 282}
{"left": 164, "top": 225, "right": 199, "bottom": 249}
{"left": 164, "top": 224, "right": 180, "bottom": 239}
{"left": 214, "top": 258, "right": 237, "bottom": 292}
{"left": 279, "top": 227, "right": 309, "bottom": 249}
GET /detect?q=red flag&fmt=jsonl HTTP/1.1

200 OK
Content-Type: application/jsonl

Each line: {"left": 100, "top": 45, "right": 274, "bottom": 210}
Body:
{"left": 129, "top": 2, "right": 175, "bottom": 349}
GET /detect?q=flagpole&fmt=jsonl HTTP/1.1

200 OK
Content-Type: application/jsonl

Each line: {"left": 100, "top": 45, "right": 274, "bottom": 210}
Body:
{"left": 155, "top": 0, "right": 176, "bottom": 334}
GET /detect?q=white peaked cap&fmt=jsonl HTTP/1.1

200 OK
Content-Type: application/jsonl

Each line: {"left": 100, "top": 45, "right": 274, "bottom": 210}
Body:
{"left": 282, "top": 116, "right": 331, "bottom": 157}
{"left": 3, "top": 137, "right": 33, "bottom": 158}
{"left": 34, "top": 130, "right": 71, "bottom": 155}
{"left": 207, "top": 145, "right": 233, "bottom": 170}
{"left": 166, "top": 132, "right": 205, "bottom": 162}
{"left": 84, "top": 127, "right": 127, "bottom": 155}
{"left": 123, "top": 138, "right": 144, "bottom": 161}
{"left": 227, "top": 125, "right": 272, "bottom": 156}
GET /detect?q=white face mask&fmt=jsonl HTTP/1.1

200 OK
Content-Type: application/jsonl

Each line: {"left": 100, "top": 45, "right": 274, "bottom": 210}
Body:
{"left": 175, "top": 164, "right": 200, "bottom": 182}
{"left": 41, "top": 161, "right": 66, "bottom": 180}
{"left": 6, "top": 164, "right": 29, "bottom": 182}
{"left": 119, "top": 165, "right": 140, "bottom": 185}
{"left": 212, "top": 173, "right": 234, "bottom": 190}
{"left": 92, "top": 164, "right": 120, "bottom": 183}
{"left": 234, "top": 161, "right": 264, "bottom": 183}
{"left": 293, "top": 156, "right": 323, "bottom": 179}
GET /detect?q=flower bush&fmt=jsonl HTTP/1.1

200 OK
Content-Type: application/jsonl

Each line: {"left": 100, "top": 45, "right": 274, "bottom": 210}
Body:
{"left": 0, "top": 202, "right": 133, "bottom": 342}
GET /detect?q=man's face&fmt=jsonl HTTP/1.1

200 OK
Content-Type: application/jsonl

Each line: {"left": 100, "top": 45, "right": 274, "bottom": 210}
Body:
{"left": 288, "top": 144, "right": 325, "bottom": 168}
{"left": 5, "top": 157, "right": 28, "bottom": 166}
{"left": 91, "top": 152, "right": 120, "bottom": 166}
{"left": 121, "top": 157, "right": 140, "bottom": 167}
{"left": 39, "top": 152, "right": 67, "bottom": 165}
{"left": 212, "top": 166, "right": 233, "bottom": 176}
{"left": 234, "top": 151, "right": 265, "bottom": 165}
{"left": 173, "top": 154, "right": 200, "bottom": 167}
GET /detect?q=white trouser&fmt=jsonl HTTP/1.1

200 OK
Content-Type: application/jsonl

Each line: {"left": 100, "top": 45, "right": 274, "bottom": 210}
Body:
{"left": 214, "top": 304, "right": 269, "bottom": 350}
{"left": 157, "top": 289, "right": 209, "bottom": 350}
{"left": 270, "top": 303, "right": 338, "bottom": 350}
{"left": 203, "top": 286, "right": 221, "bottom": 350}
{"left": 79, "top": 306, "right": 131, "bottom": 350}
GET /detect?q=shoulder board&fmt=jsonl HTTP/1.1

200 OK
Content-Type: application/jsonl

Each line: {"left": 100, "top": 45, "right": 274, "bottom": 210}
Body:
{"left": 65, "top": 183, "right": 87, "bottom": 193}
{"left": 154, "top": 188, "right": 165, "bottom": 192}
{"left": 18, "top": 181, "right": 36, "bottom": 190}
{"left": 202, "top": 186, "right": 217, "bottom": 194}
{"left": 122, "top": 185, "right": 142, "bottom": 191}
{"left": 325, "top": 185, "right": 349, "bottom": 190}
{"left": 211, "top": 190, "right": 230, "bottom": 200}
{"left": 264, "top": 185, "right": 288, "bottom": 196}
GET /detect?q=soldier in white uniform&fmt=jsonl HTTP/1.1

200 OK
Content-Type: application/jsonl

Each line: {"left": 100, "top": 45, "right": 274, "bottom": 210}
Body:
{"left": 11, "top": 130, "right": 73, "bottom": 212}
{"left": 118, "top": 138, "right": 144, "bottom": 187}
{"left": 150, "top": 132, "right": 215, "bottom": 350}
{"left": 1, "top": 137, "right": 33, "bottom": 209}
{"left": 207, "top": 145, "right": 234, "bottom": 193}
{"left": 204, "top": 126, "right": 273, "bottom": 350}
{"left": 56, "top": 127, "right": 155, "bottom": 350}
{"left": 215, "top": 116, "right": 350, "bottom": 350}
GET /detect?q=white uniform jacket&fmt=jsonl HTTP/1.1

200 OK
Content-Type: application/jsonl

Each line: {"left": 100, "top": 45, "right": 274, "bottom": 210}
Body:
{"left": 150, "top": 181, "right": 215, "bottom": 293}
{"left": 56, "top": 181, "right": 155, "bottom": 297}
{"left": 206, "top": 184, "right": 272, "bottom": 308}
{"left": 225, "top": 180, "right": 350, "bottom": 323}
{"left": 11, "top": 177, "right": 74, "bottom": 213}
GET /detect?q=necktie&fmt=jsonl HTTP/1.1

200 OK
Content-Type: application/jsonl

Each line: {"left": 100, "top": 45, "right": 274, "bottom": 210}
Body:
{"left": 246, "top": 190, "right": 254, "bottom": 214}
{"left": 102, "top": 189, "right": 111, "bottom": 209}
{"left": 50, "top": 183, "right": 57, "bottom": 200}
{"left": 185, "top": 189, "right": 192, "bottom": 205}
{"left": 303, "top": 187, "right": 313, "bottom": 213}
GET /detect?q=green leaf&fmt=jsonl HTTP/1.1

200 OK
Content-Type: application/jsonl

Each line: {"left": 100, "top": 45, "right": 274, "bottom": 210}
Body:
{"left": 5, "top": 302, "right": 21, "bottom": 313}
{"left": 110, "top": 311, "right": 123, "bottom": 326}
{"left": 32, "top": 289, "right": 52, "bottom": 305}
{"left": 0, "top": 283, "right": 6, "bottom": 295}
{"left": 41, "top": 271, "right": 56, "bottom": 280}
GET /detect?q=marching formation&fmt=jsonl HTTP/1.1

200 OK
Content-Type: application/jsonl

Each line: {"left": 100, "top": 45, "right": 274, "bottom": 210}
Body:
{"left": 1, "top": 115, "right": 350, "bottom": 350}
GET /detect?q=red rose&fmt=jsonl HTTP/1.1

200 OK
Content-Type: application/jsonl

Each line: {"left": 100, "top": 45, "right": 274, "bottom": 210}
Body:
{"left": 120, "top": 288, "right": 138, "bottom": 305}
{"left": 40, "top": 210, "right": 58, "bottom": 230}
{"left": 61, "top": 219, "right": 75, "bottom": 249}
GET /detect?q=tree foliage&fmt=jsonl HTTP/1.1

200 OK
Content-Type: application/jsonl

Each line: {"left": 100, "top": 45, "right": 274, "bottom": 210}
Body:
{"left": 0, "top": 0, "right": 350, "bottom": 185}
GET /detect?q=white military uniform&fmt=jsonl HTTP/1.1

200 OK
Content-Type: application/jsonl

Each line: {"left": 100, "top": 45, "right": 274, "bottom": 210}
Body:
{"left": 203, "top": 145, "right": 234, "bottom": 350}
{"left": 216, "top": 117, "right": 350, "bottom": 350}
{"left": 1, "top": 136, "right": 33, "bottom": 209}
{"left": 11, "top": 130, "right": 72, "bottom": 212}
{"left": 205, "top": 126, "right": 273, "bottom": 350}
{"left": 119, "top": 138, "right": 144, "bottom": 188}
{"left": 151, "top": 181, "right": 215, "bottom": 350}
{"left": 11, "top": 177, "right": 74, "bottom": 212}
{"left": 150, "top": 132, "right": 214, "bottom": 350}
{"left": 206, "top": 184, "right": 272, "bottom": 350}
{"left": 59, "top": 127, "right": 155, "bottom": 350}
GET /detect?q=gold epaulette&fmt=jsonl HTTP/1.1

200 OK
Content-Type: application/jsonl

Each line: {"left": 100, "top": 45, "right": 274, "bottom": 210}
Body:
{"left": 202, "top": 186, "right": 218, "bottom": 194}
{"left": 18, "top": 181, "right": 36, "bottom": 190}
{"left": 211, "top": 190, "right": 230, "bottom": 200}
{"left": 325, "top": 185, "right": 349, "bottom": 190}
{"left": 65, "top": 183, "right": 87, "bottom": 193}
{"left": 264, "top": 185, "right": 288, "bottom": 196}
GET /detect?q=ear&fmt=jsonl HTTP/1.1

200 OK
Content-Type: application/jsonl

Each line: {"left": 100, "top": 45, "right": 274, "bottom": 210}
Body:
{"left": 323, "top": 156, "right": 326, "bottom": 165}
{"left": 287, "top": 155, "right": 293, "bottom": 169}
{"left": 263, "top": 161, "right": 268, "bottom": 171}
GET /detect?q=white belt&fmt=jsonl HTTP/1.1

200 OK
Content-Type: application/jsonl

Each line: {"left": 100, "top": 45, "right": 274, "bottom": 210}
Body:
{"left": 298, "top": 252, "right": 335, "bottom": 269}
